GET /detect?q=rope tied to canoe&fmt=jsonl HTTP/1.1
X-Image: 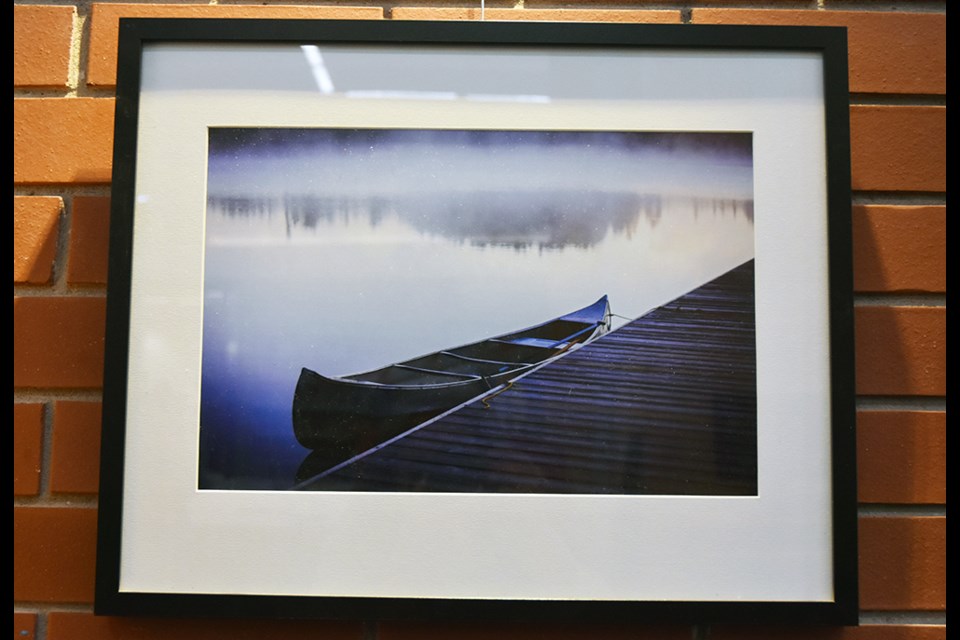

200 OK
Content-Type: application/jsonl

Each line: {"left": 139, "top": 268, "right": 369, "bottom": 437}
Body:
{"left": 481, "top": 381, "right": 514, "bottom": 409}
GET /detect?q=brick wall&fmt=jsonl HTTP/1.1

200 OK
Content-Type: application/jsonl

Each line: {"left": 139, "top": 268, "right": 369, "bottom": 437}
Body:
{"left": 13, "top": 1, "right": 945, "bottom": 638}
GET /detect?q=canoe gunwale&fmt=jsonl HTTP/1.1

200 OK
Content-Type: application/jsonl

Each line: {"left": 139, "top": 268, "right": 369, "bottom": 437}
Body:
{"left": 315, "top": 359, "right": 536, "bottom": 391}
{"left": 334, "top": 295, "right": 611, "bottom": 388}
{"left": 393, "top": 363, "right": 483, "bottom": 381}
{"left": 306, "top": 325, "right": 605, "bottom": 392}
{"left": 438, "top": 350, "right": 528, "bottom": 367}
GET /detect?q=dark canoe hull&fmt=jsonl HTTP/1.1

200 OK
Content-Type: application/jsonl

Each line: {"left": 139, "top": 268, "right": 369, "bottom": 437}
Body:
{"left": 293, "top": 367, "right": 501, "bottom": 454}
{"left": 292, "top": 295, "right": 610, "bottom": 457}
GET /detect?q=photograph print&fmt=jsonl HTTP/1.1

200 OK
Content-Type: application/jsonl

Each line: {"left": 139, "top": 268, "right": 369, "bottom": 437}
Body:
{"left": 199, "top": 127, "right": 757, "bottom": 495}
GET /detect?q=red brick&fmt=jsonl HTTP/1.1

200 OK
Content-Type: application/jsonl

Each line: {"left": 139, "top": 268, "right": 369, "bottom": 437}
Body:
{"left": 14, "top": 404, "right": 44, "bottom": 497}
{"left": 850, "top": 106, "right": 946, "bottom": 193}
{"left": 858, "top": 411, "right": 945, "bottom": 505}
{"left": 13, "top": 612, "right": 38, "bottom": 640}
{"left": 46, "top": 611, "right": 362, "bottom": 640}
{"left": 691, "top": 9, "right": 945, "bottom": 95}
{"left": 13, "top": 296, "right": 106, "bottom": 389}
{"left": 859, "top": 516, "right": 945, "bottom": 610}
{"left": 50, "top": 401, "right": 102, "bottom": 495}
{"left": 14, "top": 196, "right": 62, "bottom": 285}
{"left": 392, "top": 7, "right": 680, "bottom": 23}
{"left": 380, "top": 622, "right": 689, "bottom": 640}
{"left": 13, "top": 506, "right": 97, "bottom": 603}
{"left": 87, "top": 3, "right": 384, "bottom": 87}
{"left": 14, "top": 98, "right": 115, "bottom": 185}
{"left": 14, "top": 4, "right": 75, "bottom": 88}
{"left": 712, "top": 624, "right": 946, "bottom": 640}
{"left": 67, "top": 196, "right": 111, "bottom": 285}
{"left": 853, "top": 206, "right": 946, "bottom": 293}
{"left": 855, "top": 307, "right": 946, "bottom": 396}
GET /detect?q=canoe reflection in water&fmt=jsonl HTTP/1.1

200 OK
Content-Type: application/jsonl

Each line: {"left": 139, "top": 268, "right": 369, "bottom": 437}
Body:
{"left": 292, "top": 296, "right": 612, "bottom": 468}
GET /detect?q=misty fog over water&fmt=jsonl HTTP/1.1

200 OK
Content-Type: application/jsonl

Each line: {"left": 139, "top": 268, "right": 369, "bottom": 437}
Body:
{"left": 199, "top": 128, "right": 755, "bottom": 489}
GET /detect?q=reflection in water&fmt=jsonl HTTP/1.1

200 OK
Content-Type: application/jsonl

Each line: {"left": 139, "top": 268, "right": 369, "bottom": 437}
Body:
{"left": 198, "top": 128, "right": 755, "bottom": 490}
{"left": 208, "top": 191, "right": 753, "bottom": 251}
{"left": 296, "top": 449, "right": 352, "bottom": 484}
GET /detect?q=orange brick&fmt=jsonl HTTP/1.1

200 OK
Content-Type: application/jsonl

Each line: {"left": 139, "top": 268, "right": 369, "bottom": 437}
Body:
{"left": 858, "top": 411, "right": 946, "bottom": 505}
{"left": 13, "top": 612, "right": 38, "bottom": 640}
{"left": 67, "top": 196, "right": 111, "bottom": 285}
{"left": 14, "top": 196, "right": 62, "bottom": 284}
{"left": 13, "top": 296, "right": 106, "bottom": 389}
{"left": 853, "top": 206, "right": 946, "bottom": 293}
{"left": 50, "top": 401, "right": 102, "bottom": 495}
{"left": 13, "top": 506, "right": 97, "bottom": 603}
{"left": 712, "top": 625, "right": 946, "bottom": 640}
{"left": 860, "top": 516, "right": 945, "bottom": 610}
{"left": 46, "top": 611, "right": 363, "bottom": 640}
{"left": 14, "top": 404, "right": 44, "bottom": 497}
{"left": 87, "top": 3, "right": 384, "bottom": 87}
{"left": 850, "top": 106, "right": 946, "bottom": 193}
{"left": 14, "top": 4, "right": 75, "bottom": 88}
{"left": 691, "top": 9, "right": 945, "bottom": 95}
{"left": 855, "top": 306, "right": 946, "bottom": 396}
{"left": 380, "top": 622, "right": 689, "bottom": 640}
{"left": 392, "top": 7, "right": 680, "bottom": 23}
{"left": 14, "top": 98, "right": 115, "bottom": 185}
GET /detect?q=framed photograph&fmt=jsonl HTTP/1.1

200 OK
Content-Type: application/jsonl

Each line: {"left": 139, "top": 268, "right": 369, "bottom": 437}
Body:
{"left": 96, "top": 18, "right": 858, "bottom": 623}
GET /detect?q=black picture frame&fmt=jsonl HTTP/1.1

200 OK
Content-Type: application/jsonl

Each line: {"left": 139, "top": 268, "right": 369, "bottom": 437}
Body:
{"left": 96, "top": 18, "right": 857, "bottom": 624}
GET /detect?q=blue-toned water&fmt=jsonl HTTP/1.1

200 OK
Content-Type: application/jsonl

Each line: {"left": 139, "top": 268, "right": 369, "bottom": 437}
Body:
{"left": 198, "top": 129, "right": 754, "bottom": 490}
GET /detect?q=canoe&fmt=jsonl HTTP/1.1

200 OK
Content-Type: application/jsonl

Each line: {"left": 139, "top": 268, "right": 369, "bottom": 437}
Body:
{"left": 292, "top": 295, "right": 611, "bottom": 457}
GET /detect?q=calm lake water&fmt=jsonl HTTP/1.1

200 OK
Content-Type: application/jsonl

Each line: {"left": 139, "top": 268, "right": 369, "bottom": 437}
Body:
{"left": 198, "top": 129, "right": 755, "bottom": 490}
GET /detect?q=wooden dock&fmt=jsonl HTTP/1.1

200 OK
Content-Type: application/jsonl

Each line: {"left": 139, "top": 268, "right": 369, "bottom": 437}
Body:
{"left": 298, "top": 260, "right": 757, "bottom": 495}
